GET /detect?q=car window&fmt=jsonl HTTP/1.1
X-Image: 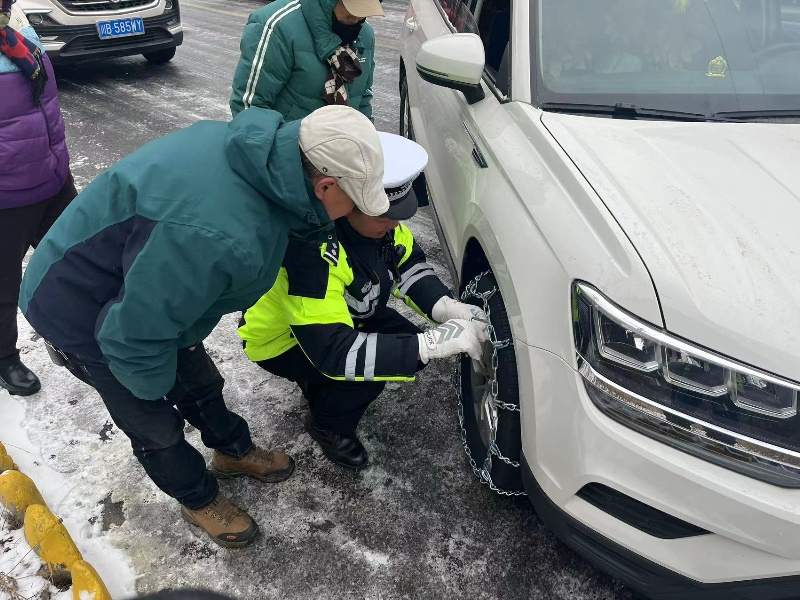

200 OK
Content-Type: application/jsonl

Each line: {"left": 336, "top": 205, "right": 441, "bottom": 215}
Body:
{"left": 439, "top": 0, "right": 479, "bottom": 34}
{"left": 533, "top": 0, "right": 800, "bottom": 115}
{"left": 438, "top": 0, "right": 511, "bottom": 96}
{"left": 474, "top": 0, "right": 511, "bottom": 95}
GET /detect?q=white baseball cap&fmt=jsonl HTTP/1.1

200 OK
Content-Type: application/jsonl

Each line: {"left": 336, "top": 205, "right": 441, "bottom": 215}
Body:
{"left": 341, "top": 0, "right": 384, "bottom": 18}
{"left": 299, "top": 105, "right": 389, "bottom": 217}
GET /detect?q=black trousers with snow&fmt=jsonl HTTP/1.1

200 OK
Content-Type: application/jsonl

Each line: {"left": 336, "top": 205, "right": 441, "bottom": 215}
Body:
{"left": 0, "top": 175, "right": 76, "bottom": 360}
{"left": 55, "top": 343, "right": 252, "bottom": 510}
{"left": 257, "top": 307, "right": 424, "bottom": 435}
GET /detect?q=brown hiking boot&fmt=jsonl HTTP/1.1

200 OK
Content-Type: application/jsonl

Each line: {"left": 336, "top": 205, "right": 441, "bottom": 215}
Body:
{"left": 209, "top": 445, "right": 295, "bottom": 483}
{"left": 181, "top": 493, "right": 259, "bottom": 548}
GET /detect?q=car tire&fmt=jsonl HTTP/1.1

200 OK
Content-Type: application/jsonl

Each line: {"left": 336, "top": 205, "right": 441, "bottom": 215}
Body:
{"left": 459, "top": 271, "right": 524, "bottom": 493}
{"left": 143, "top": 47, "right": 176, "bottom": 65}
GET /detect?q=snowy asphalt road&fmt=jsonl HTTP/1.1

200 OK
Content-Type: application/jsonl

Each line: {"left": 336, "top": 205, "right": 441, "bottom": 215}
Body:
{"left": 7, "top": 1, "right": 634, "bottom": 598}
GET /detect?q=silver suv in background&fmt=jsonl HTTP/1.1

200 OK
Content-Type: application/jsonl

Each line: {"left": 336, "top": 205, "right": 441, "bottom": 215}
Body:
{"left": 20, "top": 0, "right": 182, "bottom": 64}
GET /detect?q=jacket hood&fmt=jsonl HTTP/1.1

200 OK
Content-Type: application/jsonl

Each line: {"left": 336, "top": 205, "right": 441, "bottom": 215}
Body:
{"left": 301, "top": 0, "right": 371, "bottom": 61}
{"left": 542, "top": 112, "right": 800, "bottom": 381}
{"left": 225, "top": 107, "right": 328, "bottom": 230}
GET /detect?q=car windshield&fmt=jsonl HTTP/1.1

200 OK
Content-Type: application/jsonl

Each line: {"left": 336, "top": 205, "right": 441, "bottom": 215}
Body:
{"left": 533, "top": 0, "right": 800, "bottom": 118}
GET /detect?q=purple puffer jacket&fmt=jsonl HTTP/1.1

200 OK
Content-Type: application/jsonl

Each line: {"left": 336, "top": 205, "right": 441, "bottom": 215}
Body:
{"left": 0, "top": 53, "right": 70, "bottom": 209}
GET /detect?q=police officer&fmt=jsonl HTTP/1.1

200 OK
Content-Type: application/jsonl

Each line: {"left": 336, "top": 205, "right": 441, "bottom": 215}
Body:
{"left": 238, "top": 133, "right": 488, "bottom": 469}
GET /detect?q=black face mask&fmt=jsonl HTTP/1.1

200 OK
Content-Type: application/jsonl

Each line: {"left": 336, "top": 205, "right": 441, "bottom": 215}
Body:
{"left": 332, "top": 14, "right": 364, "bottom": 45}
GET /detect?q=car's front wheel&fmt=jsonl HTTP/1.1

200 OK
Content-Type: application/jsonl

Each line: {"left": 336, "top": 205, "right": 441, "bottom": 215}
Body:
{"left": 459, "top": 271, "right": 524, "bottom": 495}
{"left": 143, "top": 47, "right": 176, "bottom": 65}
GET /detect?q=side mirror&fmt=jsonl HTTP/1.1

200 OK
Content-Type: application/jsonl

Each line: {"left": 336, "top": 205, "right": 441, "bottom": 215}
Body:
{"left": 415, "top": 33, "right": 486, "bottom": 104}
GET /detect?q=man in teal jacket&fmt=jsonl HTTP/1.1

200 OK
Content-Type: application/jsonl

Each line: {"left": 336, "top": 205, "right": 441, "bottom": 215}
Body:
{"left": 18, "top": 105, "right": 396, "bottom": 548}
{"left": 229, "top": 0, "right": 381, "bottom": 120}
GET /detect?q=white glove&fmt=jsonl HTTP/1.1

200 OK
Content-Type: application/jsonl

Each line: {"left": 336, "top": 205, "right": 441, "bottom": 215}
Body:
{"left": 417, "top": 318, "right": 489, "bottom": 363}
{"left": 431, "top": 296, "right": 488, "bottom": 325}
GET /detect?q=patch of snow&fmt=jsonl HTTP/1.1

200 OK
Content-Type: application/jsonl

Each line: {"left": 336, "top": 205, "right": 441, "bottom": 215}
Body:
{"left": 360, "top": 549, "right": 390, "bottom": 569}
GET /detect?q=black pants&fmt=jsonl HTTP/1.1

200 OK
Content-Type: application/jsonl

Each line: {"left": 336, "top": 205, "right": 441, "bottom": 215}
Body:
{"left": 0, "top": 175, "right": 77, "bottom": 360}
{"left": 257, "top": 308, "right": 423, "bottom": 435}
{"left": 57, "top": 343, "right": 252, "bottom": 509}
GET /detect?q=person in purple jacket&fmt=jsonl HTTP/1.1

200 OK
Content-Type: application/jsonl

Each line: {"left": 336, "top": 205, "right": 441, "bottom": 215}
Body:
{"left": 0, "top": 0, "right": 75, "bottom": 396}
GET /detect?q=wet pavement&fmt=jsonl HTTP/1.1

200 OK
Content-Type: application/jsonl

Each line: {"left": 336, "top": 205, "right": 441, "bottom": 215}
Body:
{"left": 12, "top": 0, "right": 633, "bottom": 598}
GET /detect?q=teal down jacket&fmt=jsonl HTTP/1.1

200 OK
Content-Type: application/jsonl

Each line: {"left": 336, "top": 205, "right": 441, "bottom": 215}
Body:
{"left": 19, "top": 108, "right": 331, "bottom": 400}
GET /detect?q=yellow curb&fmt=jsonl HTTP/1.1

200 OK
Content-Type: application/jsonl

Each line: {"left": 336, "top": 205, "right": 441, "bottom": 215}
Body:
{"left": 0, "top": 453, "right": 16, "bottom": 473}
{"left": 0, "top": 470, "right": 44, "bottom": 516}
{"left": 0, "top": 442, "right": 15, "bottom": 473}
{"left": 71, "top": 560, "right": 112, "bottom": 600}
{"left": 24, "top": 503, "right": 83, "bottom": 570}
{"left": 1, "top": 439, "right": 112, "bottom": 597}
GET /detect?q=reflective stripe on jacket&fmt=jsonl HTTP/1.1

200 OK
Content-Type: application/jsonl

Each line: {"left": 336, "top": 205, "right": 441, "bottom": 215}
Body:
{"left": 239, "top": 222, "right": 451, "bottom": 381}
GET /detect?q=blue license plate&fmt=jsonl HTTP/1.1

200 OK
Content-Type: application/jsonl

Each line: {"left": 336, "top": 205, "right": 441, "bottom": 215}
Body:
{"left": 96, "top": 17, "right": 145, "bottom": 40}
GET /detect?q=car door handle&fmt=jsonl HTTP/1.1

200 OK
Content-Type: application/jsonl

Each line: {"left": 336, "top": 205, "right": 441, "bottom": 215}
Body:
{"left": 463, "top": 121, "right": 488, "bottom": 169}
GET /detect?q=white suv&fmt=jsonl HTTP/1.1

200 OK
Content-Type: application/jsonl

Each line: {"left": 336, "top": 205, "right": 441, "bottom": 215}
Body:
{"left": 19, "top": 0, "right": 182, "bottom": 63}
{"left": 400, "top": 1, "right": 800, "bottom": 598}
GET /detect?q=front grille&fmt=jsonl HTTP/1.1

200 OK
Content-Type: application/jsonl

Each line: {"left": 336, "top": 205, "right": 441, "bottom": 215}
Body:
{"left": 56, "top": 0, "right": 155, "bottom": 12}
{"left": 577, "top": 483, "right": 709, "bottom": 539}
{"left": 62, "top": 27, "right": 170, "bottom": 52}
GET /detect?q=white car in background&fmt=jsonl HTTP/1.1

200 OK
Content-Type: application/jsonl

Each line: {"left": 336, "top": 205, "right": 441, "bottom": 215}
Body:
{"left": 19, "top": 0, "right": 182, "bottom": 63}
{"left": 400, "top": 1, "right": 800, "bottom": 598}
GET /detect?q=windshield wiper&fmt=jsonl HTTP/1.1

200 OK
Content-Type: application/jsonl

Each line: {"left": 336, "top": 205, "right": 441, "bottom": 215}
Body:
{"left": 540, "top": 102, "right": 741, "bottom": 122}
{"left": 711, "top": 109, "right": 800, "bottom": 121}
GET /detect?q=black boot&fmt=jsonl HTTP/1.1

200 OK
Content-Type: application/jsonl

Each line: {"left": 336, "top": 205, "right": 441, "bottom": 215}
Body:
{"left": 0, "top": 353, "right": 41, "bottom": 396}
{"left": 305, "top": 416, "right": 368, "bottom": 470}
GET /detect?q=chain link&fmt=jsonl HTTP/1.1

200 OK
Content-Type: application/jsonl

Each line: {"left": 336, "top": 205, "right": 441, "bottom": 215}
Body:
{"left": 455, "top": 271, "right": 526, "bottom": 497}
{"left": 488, "top": 441, "right": 521, "bottom": 468}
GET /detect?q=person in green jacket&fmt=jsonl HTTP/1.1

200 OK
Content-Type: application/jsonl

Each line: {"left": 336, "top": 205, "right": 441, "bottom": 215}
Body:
{"left": 230, "top": 0, "right": 382, "bottom": 120}
{"left": 18, "top": 105, "right": 402, "bottom": 549}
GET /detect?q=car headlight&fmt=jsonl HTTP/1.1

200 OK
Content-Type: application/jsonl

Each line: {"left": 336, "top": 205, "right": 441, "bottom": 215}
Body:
{"left": 573, "top": 282, "right": 800, "bottom": 487}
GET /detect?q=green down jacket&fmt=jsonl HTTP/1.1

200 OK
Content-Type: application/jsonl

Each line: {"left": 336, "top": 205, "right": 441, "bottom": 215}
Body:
{"left": 19, "top": 107, "right": 331, "bottom": 401}
{"left": 229, "top": 0, "right": 376, "bottom": 120}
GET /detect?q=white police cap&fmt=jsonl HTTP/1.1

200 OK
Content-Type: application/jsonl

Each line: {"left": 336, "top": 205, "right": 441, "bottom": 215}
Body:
{"left": 378, "top": 132, "right": 429, "bottom": 220}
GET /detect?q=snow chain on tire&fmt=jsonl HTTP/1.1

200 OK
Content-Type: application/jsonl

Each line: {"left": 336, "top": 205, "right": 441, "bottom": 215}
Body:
{"left": 456, "top": 271, "right": 526, "bottom": 497}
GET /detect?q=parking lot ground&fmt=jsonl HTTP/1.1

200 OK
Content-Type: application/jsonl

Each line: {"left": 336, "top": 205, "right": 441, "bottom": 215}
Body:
{"left": 7, "top": 0, "right": 633, "bottom": 598}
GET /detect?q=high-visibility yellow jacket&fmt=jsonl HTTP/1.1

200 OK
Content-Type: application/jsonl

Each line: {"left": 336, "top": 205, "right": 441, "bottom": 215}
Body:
{"left": 238, "top": 219, "right": 451, "bottom": 382}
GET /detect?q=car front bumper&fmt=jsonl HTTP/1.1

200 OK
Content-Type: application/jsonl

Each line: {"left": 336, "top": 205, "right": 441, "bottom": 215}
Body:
{"left": 519, "top": 343, "right": 800, "bottom": 598}
{"left": 34, "top": 13, "right": 182, "bottom": 62}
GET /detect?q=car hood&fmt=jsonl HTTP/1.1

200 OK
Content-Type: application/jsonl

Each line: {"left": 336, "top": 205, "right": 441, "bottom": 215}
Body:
{"left": 542, "top": 112, "right": 800, "bottom": 381}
